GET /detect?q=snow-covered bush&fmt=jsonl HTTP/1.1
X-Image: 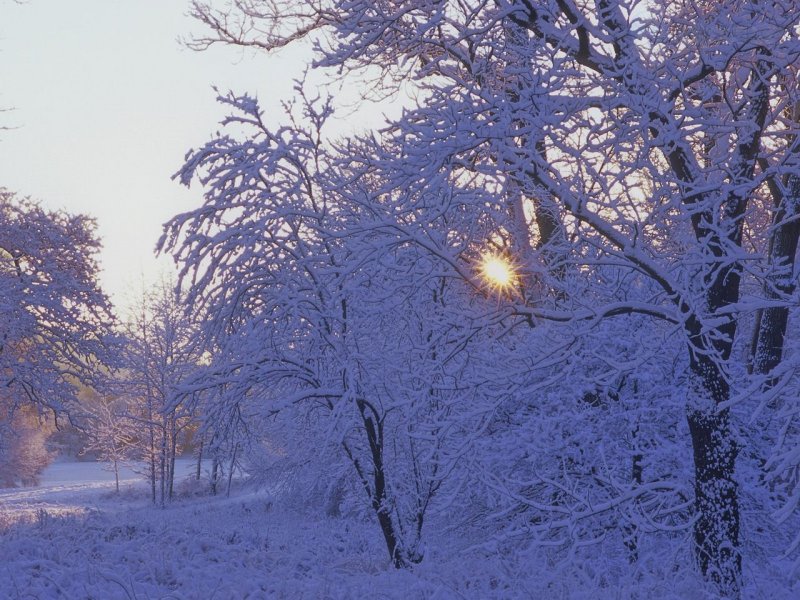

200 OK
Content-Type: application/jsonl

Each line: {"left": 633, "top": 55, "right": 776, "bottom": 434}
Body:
{"left": 0, "top": 403, "right": 54, "bottom": 488}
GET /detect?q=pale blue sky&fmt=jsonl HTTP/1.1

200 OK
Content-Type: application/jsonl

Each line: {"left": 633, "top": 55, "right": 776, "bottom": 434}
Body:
{"left": 0, "top": 0, "right": 333, "bottom": 311}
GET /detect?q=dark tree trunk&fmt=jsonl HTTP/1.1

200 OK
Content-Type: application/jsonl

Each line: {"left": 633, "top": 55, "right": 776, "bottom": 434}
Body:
{"left": 149, "top": 423, "right": 156, "bottom": 505}
{"left": 359, "top": 400, "right": 403, "bottom": 567}
{"left": 159, "top": 417, "right": 167, "bottom": 508}
{"left": 751, "top": 102, "right": 800, "bottom": 376}
{"left": 344, "top": 399, "right": 419, "bottom": 569}
{"left": 683, "top": 235, "right": 743, "bottom": 594}
{"left": 751, "top": 172, "right": 800, "bottom": 377}
{"left": 687, "top": 353, "right": 741, "bottom": 596}
{"left": 623, "top": 407, "right": 643, "bottom": 564}
{"left": 196, "top": 438, "right": 203, "bottom": 481}
{"left": 168, "top": 416, "right": 178, "bottom": 500}
{"left": 226, "top": 444, "right": 237, "bottom": 498}
{"left": 211, "top": 456, "right": 219, "bottom": 495}
{"left": 623, "top": 450, "right": 643, "bottom": 563}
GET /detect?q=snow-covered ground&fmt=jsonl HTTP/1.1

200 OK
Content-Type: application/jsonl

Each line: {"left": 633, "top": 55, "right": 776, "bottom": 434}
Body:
{"left": 0, "top": 459, "right": 198, "bottom": 526}
{"left": 0, "top": 460, "right": 486, "bottom": 599}
{"left": 0, "top": 461, "right": 794, "bottom": 599}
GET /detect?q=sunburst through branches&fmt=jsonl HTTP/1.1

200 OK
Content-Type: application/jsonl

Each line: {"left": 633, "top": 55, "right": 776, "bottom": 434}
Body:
{"left": 478, "top": 253, "right": 516, "bottom": 293}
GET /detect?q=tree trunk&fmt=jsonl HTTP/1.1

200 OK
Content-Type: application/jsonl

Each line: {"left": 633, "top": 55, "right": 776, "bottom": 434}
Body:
{"left": 160, "top": 418, "right": 167, "bottom": 508}
{"left": 196, "top": 438, "right": 203, "bottom": 481}
{"left": 211, "top": 456, "right": 219, "bottom": 495}
{"left": 226, "top": 444, "right": 237, "bottom": 498}
{"left": 168, "top": 415, "right": 178, "bottom": 499}
{"left": 751, "top": 100, "right": 800, "bottom": 377}
{"left": 751, "top": 175, "right": 800, "bottom": 378}
{"left": 149, "top": 455, "right": 156, "bottom": 503}
{"left": 623, "top": 414, "right": 643, "bottom": 563}
{"left": 687, "top": 354, "right": 741, "bottom": 596}
{"left": 149, "top": 420, "right": 156, "bottom": 505}
{"left": 355, "top": 399, "right": 418, "bottom": 568}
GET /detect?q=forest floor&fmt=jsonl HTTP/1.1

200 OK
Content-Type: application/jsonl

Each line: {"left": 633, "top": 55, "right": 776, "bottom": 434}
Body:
{"left": 0, "top": 461, "right": 793, "bottom": 599}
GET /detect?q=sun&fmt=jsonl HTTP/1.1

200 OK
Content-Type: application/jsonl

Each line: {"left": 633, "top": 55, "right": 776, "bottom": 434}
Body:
{"left": 479, "top": 253, "right": 516, "bottom": 291}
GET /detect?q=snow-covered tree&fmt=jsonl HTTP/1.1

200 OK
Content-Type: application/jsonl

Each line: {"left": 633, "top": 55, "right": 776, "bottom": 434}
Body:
{"left": 179, "top": 0, "right": 800, "bottom": 594}
{"left": 160, "top": 86, "right": 510, "bottom": 566}
{"left": 80, "top": 391, "right": 134, "bottom": 493}
{"left": 0, "top": 189, "right": 115, "bottom": 415}
{"left": 117, "top": 280, "right": 203, "bottom": 506}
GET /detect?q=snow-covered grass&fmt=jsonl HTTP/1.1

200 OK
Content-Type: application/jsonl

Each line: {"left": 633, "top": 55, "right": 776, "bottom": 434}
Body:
{"left": 0, "top": 461, "right": 797, "bottom": 599}
{"left": 0, "top": 461, "right": 475, "bottom": 599}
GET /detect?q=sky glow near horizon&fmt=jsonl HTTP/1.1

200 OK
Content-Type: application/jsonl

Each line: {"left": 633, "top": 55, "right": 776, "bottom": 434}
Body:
{"left": 0, "top": 0, "right": 392, "bottom": 313}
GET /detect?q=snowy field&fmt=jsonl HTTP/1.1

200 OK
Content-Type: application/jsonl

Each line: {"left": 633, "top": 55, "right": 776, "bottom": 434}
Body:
{"left": 0, "top": 461, "right": 794, "bottom": 599}
{"left": 0, "top": 461, "right": 505, "bottom": 599}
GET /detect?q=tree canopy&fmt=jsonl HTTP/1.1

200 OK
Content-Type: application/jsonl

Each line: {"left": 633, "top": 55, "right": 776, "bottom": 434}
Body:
{"left": 0, "top": 189, "right": 115, "bottom": 414}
